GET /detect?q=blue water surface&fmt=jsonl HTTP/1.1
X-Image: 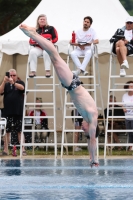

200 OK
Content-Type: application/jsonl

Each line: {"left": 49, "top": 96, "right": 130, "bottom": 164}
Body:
{"left": 0, "top": 159, "right": 133, "bottom": 200}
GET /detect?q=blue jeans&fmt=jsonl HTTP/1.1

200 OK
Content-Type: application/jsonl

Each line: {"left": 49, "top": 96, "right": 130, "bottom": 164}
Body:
{"left": 125, "top": 120, "right": 133, "bottom": 143}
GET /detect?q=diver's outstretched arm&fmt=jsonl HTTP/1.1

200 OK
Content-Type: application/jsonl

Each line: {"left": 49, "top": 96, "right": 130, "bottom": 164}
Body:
{"left": 87, "top": 138, "right": 99, "bottom": 167}
{"left": 88, "top": 119, "right": 99, "bottom": 167}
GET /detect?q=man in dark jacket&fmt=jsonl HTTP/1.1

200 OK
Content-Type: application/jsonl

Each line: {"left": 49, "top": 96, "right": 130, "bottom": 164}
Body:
{"left": 110, "top": 16, "right": 133, "bottom": 77}
{"left": 0, "top": 69, "right": 26, "bottom": 156}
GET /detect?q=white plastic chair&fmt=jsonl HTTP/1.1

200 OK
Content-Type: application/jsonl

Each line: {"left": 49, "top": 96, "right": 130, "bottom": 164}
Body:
{"left": 0, "top": 117, "right": 7, "bottom": 150}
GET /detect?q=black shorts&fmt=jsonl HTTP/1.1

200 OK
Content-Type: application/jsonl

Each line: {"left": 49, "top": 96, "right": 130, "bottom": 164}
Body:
{"left": 74, "top": 119, "right": 83, "bottom": 127}
{"left": 61, "top": 74, "right": 81, "bottom": 90}
{"left": 125, "top": 44, "right": 133, "bottom": 55}
{"left": 112, "top": 42, "right": 133, "bottom": 55}
{"left": 71, "top": 110, "right": 83, "bottom": 126}
{"left": 86, "top": 125, "right": 99, "bottom": 139}
{"left": 6, "top": 115, "right": 22, "bottom": 133}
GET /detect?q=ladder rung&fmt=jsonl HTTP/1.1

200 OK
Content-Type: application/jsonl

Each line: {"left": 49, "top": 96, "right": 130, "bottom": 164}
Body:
{"left": 25, "top": 103, "right": 54, "bottom": 105}
{"left": 78, "top": 75, "right": 94, "bottom": 78}
{"left": 98, "top": 143, "right": 105, "bottom": 146}
{"left": 65, "top": 116, "right": 83, "bottom": 119}
{"left": 107, "top": 116, "right": 132, "bottom": 118}
{"left": 66, "top": 106, "right": 76, "bottom": 109}
{"left": 108, "top": 102, "right": 133, "bottom": 105}
{"left": 86, "top": 89, "right": 95, "bottom": 92}
{"left": 24, "top": 116, "right": 54, "bottom": 119}
{"left": 36, "top": 84, "right": 60, "bottom": 86}
{"left": 65, "top": 104, "right": 102, "bottom": 111}
{"left": 0, "top": 121, "right": 6, "bottom": 125}
{"left": 110, "top": 75, "right": 133, "bottom": 78}
{"left": 63, "top": 130, "right": 83, "bottom": 132}
{"left": 114, "top": 83, "right": 128, "bottom": 86}
{"left": 26, "top": 106, "right": 61, "bottom": 110}
{"left": 21, "top": 143, "right": 56, "bottom": 146}
{"left": 107, "top": 129, "right": 133, "bottom": 132}
{"left": 27, "top": 76, "right": 53, "bottom": 79}
{"left": 23, "top": 129, "right": 55, "bottom": 132}
{"left": 66, "top": 103, "right": 74, "bottom": 105}
{"left": 109, "top": 89, "right": 132, "bottom": 91}
{"left": 26, "top": 89, "right": 54, "bottom": 92}
{"left": 105, "top": 143, "right": 133, "bottom": 146}
{"left": 97, "top": 107, "right": 102, "bottom": 110}
{"left": 61, "top": 143, "right": 87, "bottom": 146}
{"left": 65, "top": 106, "right": 102, "bottom": 110}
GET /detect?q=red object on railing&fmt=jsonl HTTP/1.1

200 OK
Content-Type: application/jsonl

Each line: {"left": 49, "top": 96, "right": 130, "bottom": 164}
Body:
{"left": 72, "top": 31, "right": 76, "bottom": 43}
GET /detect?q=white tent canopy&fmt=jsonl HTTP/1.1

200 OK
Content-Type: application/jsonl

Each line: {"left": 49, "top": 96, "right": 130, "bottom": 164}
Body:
{"left": 0, "top": 0, "right": 129, "bottom": 55}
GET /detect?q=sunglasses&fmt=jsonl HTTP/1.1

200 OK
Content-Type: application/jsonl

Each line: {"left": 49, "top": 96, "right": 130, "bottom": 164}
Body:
{"left": 10, "top": 75, "right": 16, "bottom": 77}
{"left": 36, "top": 98, "right": 42, "bottom": 101}
{"left": 126, "top": 22, "right": 133, "bottom": 24}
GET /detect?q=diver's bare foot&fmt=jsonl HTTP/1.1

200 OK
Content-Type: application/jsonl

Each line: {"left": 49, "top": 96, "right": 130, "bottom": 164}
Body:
{"left": 90, "top": 161, "right": 99, "bottom": 168}
{"left": 19, "top": 24, "right": 36, "bottom": 37}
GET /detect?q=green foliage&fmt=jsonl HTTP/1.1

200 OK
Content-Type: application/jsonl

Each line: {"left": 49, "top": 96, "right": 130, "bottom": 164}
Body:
{"left": 0, "top": 0, "right": 133, "bottom": 36}
{"left": 119, "top": 0, "right": 133, "bottom": 15}
{"left": 0, "top": 0, "right": 41, "bottom": 35}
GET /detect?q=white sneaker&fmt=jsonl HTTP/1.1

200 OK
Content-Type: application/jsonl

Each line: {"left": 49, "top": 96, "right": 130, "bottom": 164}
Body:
{"left": 72, "top": 69, "right": 81, "bottom": 76}
{"left": 74, "top": 147, "right": 82, "bottom": 151}
{"left": 81, "top": 70, "right": 88, "bottom": 76}
{"left": 131, "top": 146, "right": 133, "bottom": 150}
{"left": 120, "top": 68, "right": 126, "bottom": 77}
{"left": 121, "top": 60, "right": 129, "bottom": 69}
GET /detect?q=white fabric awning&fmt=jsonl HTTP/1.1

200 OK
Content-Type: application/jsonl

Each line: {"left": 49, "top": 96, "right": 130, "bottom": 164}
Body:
{"left": 0, "top": 0, "right": 129, "bottom": 55}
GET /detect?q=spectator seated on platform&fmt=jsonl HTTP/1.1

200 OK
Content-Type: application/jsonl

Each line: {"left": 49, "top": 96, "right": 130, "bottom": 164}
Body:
{"left": 29, "top": 97, "right": 49, "bottom": 143}
{"left": 122, "top": 81, "right": 133, "bottom": 151}
{"left": 28, "top": 14, "right": 58, "bottom": 78}
{"left": 110, "top": 16, "right": 133, "bottom": 77}
{"left": 70, "top": 16, "right": 99, "bottom": 76}
{"left": 104, "top": 95, "right": 125, "bottom": 149}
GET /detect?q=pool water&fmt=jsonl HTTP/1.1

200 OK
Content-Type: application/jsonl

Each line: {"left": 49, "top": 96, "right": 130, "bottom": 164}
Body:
{"left": 0, "top": 159, "right": 133, "bottom": 200}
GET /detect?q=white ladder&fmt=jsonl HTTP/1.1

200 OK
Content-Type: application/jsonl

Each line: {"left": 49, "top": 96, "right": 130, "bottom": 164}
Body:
{"left": 104, "top": 46, "right": 133, "bottom": 157}
{"left": 61, "top": 44, "right": 104, "bottom": 158}
{"left": 0, "top": 52, "right": 3, "bottom": 67}
{"left": 20, "top": 58, "right": 58, "bottom": 158}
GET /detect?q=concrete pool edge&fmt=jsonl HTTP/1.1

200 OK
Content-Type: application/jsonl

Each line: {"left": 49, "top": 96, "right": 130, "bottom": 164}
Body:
{"left": 0, "top": 155, "right": 133, "bottom": 160}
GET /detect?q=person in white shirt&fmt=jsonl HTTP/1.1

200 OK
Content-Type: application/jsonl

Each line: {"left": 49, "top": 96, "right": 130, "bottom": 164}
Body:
{"left": 70, "top": 16, "right": 99, "bottom": 76}
{"left": 29, "top": 97, "right": 49, "bottom": 143}
{"left": 122, "top": 81, "right": 133, "bottom": 151}
{"left": 19, "top": 24, "right": 99, "bottom": 167}
{"left": 110, "top": 16, "right": 133, "bottom": 77}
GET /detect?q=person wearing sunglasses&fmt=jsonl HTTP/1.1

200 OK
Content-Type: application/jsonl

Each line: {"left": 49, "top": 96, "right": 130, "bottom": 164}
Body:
{"left": 0, "top": 69, "right": 26, "bottom": 156}
{"left": 110, "top": 16, "right": 133, "bottom": 77}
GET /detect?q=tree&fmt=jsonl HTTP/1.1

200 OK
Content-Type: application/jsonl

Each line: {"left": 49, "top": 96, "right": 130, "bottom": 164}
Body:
{"left": 119, "top": 0, "right": 133, "bottom": 15}
{"left": 0, "top": 0, "right": 132, "bottom": 36}
{"left": 0, "top": 0, "right": 41, "bottom": 36}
